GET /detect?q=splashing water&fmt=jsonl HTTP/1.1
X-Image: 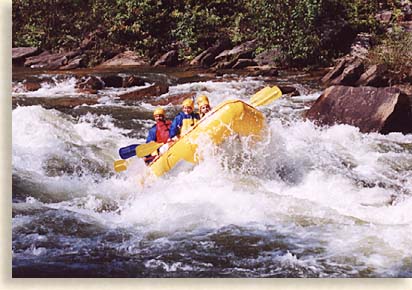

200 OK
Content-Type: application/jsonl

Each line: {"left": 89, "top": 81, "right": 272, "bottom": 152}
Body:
{"left": 12, "top": 74, "right": 412, "bottom": 277}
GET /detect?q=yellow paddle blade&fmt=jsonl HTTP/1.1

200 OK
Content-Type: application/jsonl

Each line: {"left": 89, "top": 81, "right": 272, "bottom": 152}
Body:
{"left": 250, "top": 86, "right": 282, "bottom": 107}
{"left": 114, "top": 159, "right": 128, "bottom": 172}
{"left": 136, "top": 141, "right": 164, "bottom": 158}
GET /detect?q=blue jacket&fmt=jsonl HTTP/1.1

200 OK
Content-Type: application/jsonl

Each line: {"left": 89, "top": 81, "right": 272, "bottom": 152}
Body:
{"left": 146, "top": 120, "right": 171, "bottom": 143}
{"left": 169, "top": 111, "right": 200, "bottom": 138}
{"left": 146, "top": 126, "right": 157, "bottom": 143}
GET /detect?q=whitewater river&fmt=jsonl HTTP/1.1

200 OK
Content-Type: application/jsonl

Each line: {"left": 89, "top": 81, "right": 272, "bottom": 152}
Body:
{"left": 11, "top": 68, "right": 412, "bottom": 277}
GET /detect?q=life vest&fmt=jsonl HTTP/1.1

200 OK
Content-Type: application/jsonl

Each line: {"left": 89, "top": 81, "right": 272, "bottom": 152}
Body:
{"left": 155, "top": 120, "right": 171, "bottom": 143}
{"left": 181, "top": 118, "right": 198, "bottom": 136}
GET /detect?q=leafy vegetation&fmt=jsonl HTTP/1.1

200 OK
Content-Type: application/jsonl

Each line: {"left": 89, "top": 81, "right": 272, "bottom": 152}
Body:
{"left": 12, "top": 0, "right": 401, "bottom": 67}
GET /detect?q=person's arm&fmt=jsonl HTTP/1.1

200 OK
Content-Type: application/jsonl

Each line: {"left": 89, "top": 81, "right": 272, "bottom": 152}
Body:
{"left": 169, "top": 114, "right": 182, "bottom": 139}
{"left": 146, "top": 126, "right": 157, "bottom": 143}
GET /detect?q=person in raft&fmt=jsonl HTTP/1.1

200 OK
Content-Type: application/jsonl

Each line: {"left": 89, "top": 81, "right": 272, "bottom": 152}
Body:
{"left": 168, "top": 98, "right": 200, "bottom": 141}
{"left": 196, "top": 95, "right": 211, "bottom": 118}
{"left": 144, "top": 107, "right": 171, "bottom": 164}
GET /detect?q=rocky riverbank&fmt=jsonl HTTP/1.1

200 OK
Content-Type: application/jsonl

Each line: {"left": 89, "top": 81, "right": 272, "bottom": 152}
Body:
{"left": 12, "top": 1, "right": 412, "bottom": 135}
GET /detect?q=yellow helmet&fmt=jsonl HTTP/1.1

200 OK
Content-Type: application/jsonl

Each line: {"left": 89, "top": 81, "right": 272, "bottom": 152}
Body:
{"left": 153, "top": 107, "right": 165, "bottom": 116}
{"left": 198, "top": 99, "right": 210, "bottom": 107}
{"left": 182, "top": 98, "right": 194, "bottom": 109}
{"left": 196, "top": 95, "right": 209, "bottom": 105}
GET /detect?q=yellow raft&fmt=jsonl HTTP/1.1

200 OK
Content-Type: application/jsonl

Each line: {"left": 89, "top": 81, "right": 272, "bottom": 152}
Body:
{"left": 149, "top": 99, "right": 267, "bottom": 177}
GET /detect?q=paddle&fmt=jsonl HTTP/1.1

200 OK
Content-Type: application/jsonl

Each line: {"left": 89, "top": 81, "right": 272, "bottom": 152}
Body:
{"left": 135, "top": 141, "right": 164, "bottom": 158}
{"left": 114, "top": 142, "right": 164, "bottom": 172}
{"left": 250, "top": 86, "right": 282, "bottom": 107}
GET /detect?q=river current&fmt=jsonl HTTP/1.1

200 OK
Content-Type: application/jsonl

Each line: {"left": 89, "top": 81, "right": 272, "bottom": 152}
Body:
{"left": 11, "top": 68, "right": 412, "bottom": 277}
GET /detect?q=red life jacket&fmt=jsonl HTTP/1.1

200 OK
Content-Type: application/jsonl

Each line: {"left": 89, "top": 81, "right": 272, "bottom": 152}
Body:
{"left": 156, "top": 120, "right": 171, "bottom": 143}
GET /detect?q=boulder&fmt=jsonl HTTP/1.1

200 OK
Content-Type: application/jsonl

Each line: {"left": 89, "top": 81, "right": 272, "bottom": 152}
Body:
{"left": 12, "top": 47, "right": 41, "bottom": 65}
{"left": 60, "top": 55, "right": 84, "bottom": 70}
{"left": 152, "top": 92, "right": 196, "bottom": 106}
{"left": 254, "top": 48, "right": 282, "bottom": 66}
{"left": 305, "top": 85, "right": 412, "bottom": 134}
{"left": 214, "top": 39, "right": 257, "bottom": 69}
{"left": 99, "top": 50, "right": 148, "bottom": 67}
{"left": 190, "top": 38, "right": 232, "bottom": 67}
{"left": 12, "top": 96, "right": 98, "bottom": 110}
{"left": 355, "top": 64, "right": 389, "bottom": 87}
{"left": 76, "top": 76, "right": 104, "bottom": 94}
{"left": 321, "top": 58, "right": 349, "bottom": 85}
{"left": 100, "top": 75, "right": 124, "bottom": 88}
{"left": 118, "top": 83, "right": 169, "bottom": 100}
{"left": 232, "top": 59, "right": 258, "bottom": 69}
{"left": 22, "top": 80, "right": 42, "bottom": 91}
{"left": 24, "top": 49, "right": 82, "bottom": 70}
{"left": 278, "top": 85, "right": 299, "bottom": 96}
{"left": 330, "top": 58, "right": 364, "bottom": 86}
{"left": 244, "top": 65, "right": 279, "bottom": 77}
{"left": 154, "top": 50, "right": 179, "bottom": 67}
{"left": 122, "top": 75, "right": 146, "bottom": 87}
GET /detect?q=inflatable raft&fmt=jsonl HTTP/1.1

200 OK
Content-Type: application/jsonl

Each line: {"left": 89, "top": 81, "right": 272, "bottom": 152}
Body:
{"left": 149, "top": 99, "right": 266, "bottom": 177}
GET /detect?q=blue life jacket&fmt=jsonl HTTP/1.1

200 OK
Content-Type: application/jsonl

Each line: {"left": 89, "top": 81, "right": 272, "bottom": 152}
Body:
{"left": 169, "top": 111, "right": 200, "bottom": 138}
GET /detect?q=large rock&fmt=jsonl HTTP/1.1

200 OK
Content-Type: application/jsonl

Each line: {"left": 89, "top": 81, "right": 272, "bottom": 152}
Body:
{"left": 24, "top": 49, "right": 82, "bottom": 69}
{"left": 12, "top": 47, "right": 41, "bottom": 65}
{"left": 321, "top": 58, "right": 349, "bottom": 85}
{"left": 76, "top": 76, "right": 104, "bottom": 94}
{"left": 190, "top": 38, "right": 232, "bottom": 67}
{"left": 152, "top": 92, "right": 196, "bottom": 106}
{"left": 330, "top": 58, "right": 364, "bottom": 86}
{"left": 214, "top": 39, "right": 257, "bottom": 69}
{"left": 153, "top": 50, "right": 179, "bottom": 67}
{"left": 12, "top": 96, "right": 98, "bottom": 110}
{"left": 118, "top": 83, "right": 169, "bottom": 100}
{"left": 306, "top": 85, "right": 412, "bottom": 134}
{"left": 99, "top": 50, "right": 148, "bottom": 67}
{"left": 254, "top": 48, "right": 282, "bottom": 66}
{"left": 355, "top": 64, "right": 389, "bottom": 87}
{"left": 244, "top": 65, "right": 279, "bottom": 77}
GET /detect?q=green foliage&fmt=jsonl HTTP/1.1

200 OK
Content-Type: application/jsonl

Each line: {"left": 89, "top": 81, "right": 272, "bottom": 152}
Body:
{"left": 12, "top": 0, "right": 388, "bottom": 67}
{"left": 368, "top": 31, "right": 412, "bottom": 81}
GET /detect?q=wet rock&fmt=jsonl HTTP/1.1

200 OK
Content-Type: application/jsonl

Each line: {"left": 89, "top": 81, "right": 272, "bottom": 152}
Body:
{"left": 22, "top": 80, "right": 42, "bottom": 91}
{"left": 118, "top": 83, "right": 169, "bottom": 100}
{"left": 244, "top": 65, "right": 279, "bottom": 77}
{"left": 12, "top": 47, "right": 41, "bottom": 65}
{"left": 278, "top": 85, "right": 299, "bottom": 96}
{"left": 152, "top": 92, "right": 196, "bottom": 106}
{"left": 355, "top": 64, "right": 389, "bottom": 87}
{"left": 12, "top": 96, "right": 98, "bottom": 110}
{"left": 232, "top": 59, "right": 258, "bottom": 69}
{"left": 100, "top": 75, "right": 124, "bottom": 88}
{"left": 190, "top": 38, "right": 232, "bottom": 67}
{"left": 99, "top": 50, "right": 148, "bottom": 67}
{"left": 306, "top": 85, "right": 412, "bottom": 134}
{"left": 76, "top": 76, "right": 104, "bottom": 94}
{"left": 122, "top": 75, "right": 146, "bottom": 87}
{"left": 154, "top": 50, "right": 179, "bottom": 67}
{"left": 214, "top": 39, "right": 257, "bottom": 69}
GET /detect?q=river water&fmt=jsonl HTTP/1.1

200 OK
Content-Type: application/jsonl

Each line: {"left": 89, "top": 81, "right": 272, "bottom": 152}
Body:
{"left": 11, "top": 68, "right": 412, "bottom": 278}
